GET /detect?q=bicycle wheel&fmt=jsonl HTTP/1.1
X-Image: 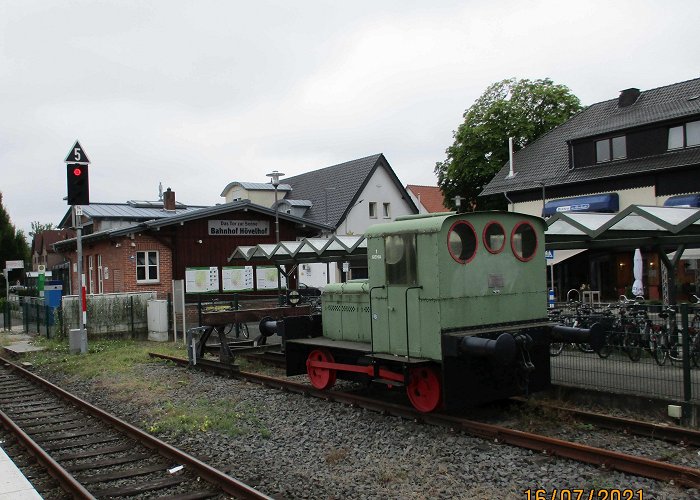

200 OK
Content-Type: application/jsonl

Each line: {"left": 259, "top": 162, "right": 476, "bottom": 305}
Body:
{"left": 550, "top": 342, "right": 564, "bottom": 356}
{"left": 625, "top": 342, "right": 642, "bottom": 362}
{"left": 668, "top": 343, "right": 683, "bottom": 364}
{"left": 623, "top": 330, "right": 642, "bottom": 362}
{"left": 577, "top": 343, "right": 595, "bottom": 353}
{"left": 691, "top": 345, "right": 700, "bottom": 368}
{"left": 596, "top": 343, "right": 612, "bottom": 359}
{"left": 650, "top": 338, "right": 667, "bottom": 366}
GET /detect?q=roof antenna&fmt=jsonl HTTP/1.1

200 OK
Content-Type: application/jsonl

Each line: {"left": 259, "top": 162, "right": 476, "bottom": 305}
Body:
{"left": 158, "top": 182, "right": 163, "bottom": 201}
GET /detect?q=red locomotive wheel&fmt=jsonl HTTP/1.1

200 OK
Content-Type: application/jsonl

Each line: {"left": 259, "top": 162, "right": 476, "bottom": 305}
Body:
{"left": 406, "top": 366, "right": 441, "bottom": 413}
{"left": 306, "top": 349, "right": 337, "bottom": 390}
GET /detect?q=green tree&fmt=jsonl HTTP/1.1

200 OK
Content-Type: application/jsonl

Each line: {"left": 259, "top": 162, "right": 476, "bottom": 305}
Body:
{"left": 29, "top": 221, "right": 54, "bottom": 238}
{"left": 0, "top": 192, "right": 30, "bottom": 274}
{"left": 435, "top": 77, "right": 582, "bottom": 210}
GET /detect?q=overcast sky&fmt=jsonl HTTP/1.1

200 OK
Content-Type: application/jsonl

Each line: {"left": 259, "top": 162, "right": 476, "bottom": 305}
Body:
{"left": 1, "top": 0, "right": 699, "bottom": 236}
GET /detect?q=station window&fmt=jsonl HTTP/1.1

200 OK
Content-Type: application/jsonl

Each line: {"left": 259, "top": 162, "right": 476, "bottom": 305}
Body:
{"left": 447, "top": 221, "right": 477, "bottom": 264}
{"left": 385, "top": 234, "right": 417, "bottom": 285}
{"left": 511, "top": 222, "right": 538, "bottom": 262}
{"left": 483, "top": 221, "right": 506, "bottom": 254}
{"left": 136, "top": 250, "right": 159, "bottom": 282}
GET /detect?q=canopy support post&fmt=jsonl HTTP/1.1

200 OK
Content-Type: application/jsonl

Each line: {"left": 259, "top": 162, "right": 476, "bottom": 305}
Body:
{"left": 656, "top": 244, "right": 685, "bottom": 306}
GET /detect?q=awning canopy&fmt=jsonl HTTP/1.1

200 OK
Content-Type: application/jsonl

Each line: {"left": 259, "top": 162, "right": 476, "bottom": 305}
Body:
{"left": 546, "top": 248, "right": 588, "bottom": 266}
{"left": 543, "top": 193, "right": 619, "bottom": 217}
{"left": 545, "top": 205, "right": 700, "bottom": 251}
{"left": 667, "top": 248, "right": 700, "bottom": 260}
{"left": 228, "top": 235, "right": 367, "bottom": 265}
{"left": 664, "top": 193, "right": 700, "bottom": 208}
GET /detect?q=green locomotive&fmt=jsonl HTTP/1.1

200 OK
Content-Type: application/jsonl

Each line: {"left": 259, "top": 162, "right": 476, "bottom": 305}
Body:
{"left": 282, "top": 211, "right": 595, "bottom": 412}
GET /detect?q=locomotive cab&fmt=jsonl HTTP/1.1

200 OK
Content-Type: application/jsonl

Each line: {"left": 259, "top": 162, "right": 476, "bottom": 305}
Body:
{"left": 284, "top": 211, "right": 573, "bottom": 412}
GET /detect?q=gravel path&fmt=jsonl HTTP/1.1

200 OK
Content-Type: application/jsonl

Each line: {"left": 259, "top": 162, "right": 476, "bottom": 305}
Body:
{"left": 32, "top": 361, "right": 699, "bottom": 500}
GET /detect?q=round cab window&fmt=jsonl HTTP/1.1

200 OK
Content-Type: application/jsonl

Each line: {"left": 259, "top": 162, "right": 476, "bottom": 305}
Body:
{"left": 511, "top": 222, "right": 538, "bottom": 262}
{"left": 483, "top": 222, "right": 506, "bottom": 254}
{"left": 447, "top": 221, "right": 477, "bottom": 264}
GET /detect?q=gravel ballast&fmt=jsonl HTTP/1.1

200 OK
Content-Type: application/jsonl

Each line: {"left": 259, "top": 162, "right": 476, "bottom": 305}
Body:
{"left": 26, "top": 356, "right": 698, "bottom": 500}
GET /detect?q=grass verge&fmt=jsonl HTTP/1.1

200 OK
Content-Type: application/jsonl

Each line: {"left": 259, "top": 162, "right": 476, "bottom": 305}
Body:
{"left": 20, "top": 337, "right": 269, "bottom": 438}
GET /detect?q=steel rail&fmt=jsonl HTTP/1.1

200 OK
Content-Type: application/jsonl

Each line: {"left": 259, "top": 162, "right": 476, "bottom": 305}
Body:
{"left": 512, "top": 398, "right": 700, "bottom": 447}
{"left": 0, "top": 409, "right": 96, "bottom": 499}
{"left": 148, "top": 352, "right": 700, "bottom": 489}
{"left": 1, "top": 357, "right": 272, "bottom": 500}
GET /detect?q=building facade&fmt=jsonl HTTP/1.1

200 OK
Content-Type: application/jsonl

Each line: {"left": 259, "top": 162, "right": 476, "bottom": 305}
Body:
{"left": 481, "top": 79, "right": 700, "bottom": 301}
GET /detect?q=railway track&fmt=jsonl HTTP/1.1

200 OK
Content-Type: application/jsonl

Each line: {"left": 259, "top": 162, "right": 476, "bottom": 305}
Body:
{"left": 149, "top": 352, "right": 700, "bottom": 489}
{"left": 229, "top": 348, "right": 700, "bottom": 448}
{"left": 0, "top": 357, "right": 271, "bottom": 499}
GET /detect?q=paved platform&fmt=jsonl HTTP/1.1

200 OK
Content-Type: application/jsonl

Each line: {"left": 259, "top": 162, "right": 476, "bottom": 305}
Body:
{"left": 0, "top": 446, "right": 42, "bottom": 499}
{"left": 1, "top": 333, "right": 45, "bottom": 356}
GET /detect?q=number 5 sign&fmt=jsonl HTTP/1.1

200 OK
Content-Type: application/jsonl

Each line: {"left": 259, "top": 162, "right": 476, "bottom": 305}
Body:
{"left": 64, "top": 140, "right": 90, "bottom": 165}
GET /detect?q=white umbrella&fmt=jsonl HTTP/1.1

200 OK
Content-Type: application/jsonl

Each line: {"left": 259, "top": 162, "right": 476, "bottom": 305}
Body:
{"left": 632, "top": 248, "right": 644, "bottom": 297}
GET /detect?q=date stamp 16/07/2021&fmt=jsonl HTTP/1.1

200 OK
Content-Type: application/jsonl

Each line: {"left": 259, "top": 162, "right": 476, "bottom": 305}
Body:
{"left": 523, "top": 490, "right": 644, "bottom": 500}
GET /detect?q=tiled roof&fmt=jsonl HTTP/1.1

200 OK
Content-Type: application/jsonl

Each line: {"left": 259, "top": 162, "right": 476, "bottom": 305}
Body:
{"left": 406, "top": 185, "right": 449, "bottom": 212}
{"left": 481, "top": 78, "right": 700, "bottom": 196}
{"left": 283, "top": 154, "right": 417, "bottom": 227}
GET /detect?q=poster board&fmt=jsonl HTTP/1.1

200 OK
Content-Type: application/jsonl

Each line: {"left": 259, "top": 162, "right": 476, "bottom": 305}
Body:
{"left": 255, "top": 266, "right": 287, "bottom": 290}
{"left": 222, "top": 266, "right": 254, "bottom": 292}
{"left": 185, "top": 267, "right": 220, "bottom": 293}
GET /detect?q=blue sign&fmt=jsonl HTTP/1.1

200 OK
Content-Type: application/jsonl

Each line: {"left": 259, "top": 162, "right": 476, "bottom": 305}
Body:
{"left": 544, "top": 250, "right": 555, "bottom": 260}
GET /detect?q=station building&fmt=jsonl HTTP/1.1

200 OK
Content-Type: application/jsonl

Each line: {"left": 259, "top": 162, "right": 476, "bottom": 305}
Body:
{"left": 53, "top": 188, "right": 329, "bottom": 299}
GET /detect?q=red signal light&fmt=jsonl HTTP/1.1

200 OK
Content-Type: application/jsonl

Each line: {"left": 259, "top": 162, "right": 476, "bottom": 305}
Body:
{"left": 66, "top": 163, "right": 90, "bottom": 205}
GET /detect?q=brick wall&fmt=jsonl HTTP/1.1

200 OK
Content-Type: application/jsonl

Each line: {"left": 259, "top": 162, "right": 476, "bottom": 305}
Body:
{"left": 64, "top": 235, "right": 174, "bottom": 300}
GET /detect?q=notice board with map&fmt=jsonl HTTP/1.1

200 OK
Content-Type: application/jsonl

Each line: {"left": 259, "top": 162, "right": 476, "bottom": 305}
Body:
{"left": 255, "top": 266, "right": 287, "bottom": 290}
{"left": 185, "top": 267, "right": 220, "bottom": 293}
{"left": 222, "top": 266, "right": 254, "bottom": 292}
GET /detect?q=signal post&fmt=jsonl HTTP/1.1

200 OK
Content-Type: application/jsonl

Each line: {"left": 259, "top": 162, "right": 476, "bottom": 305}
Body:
{"left": 65, "top": 141, "right": 90, "bottom": 354}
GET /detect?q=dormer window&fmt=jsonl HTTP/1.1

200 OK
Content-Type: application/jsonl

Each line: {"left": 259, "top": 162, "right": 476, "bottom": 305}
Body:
{"left": 595, "top": 135, "right": 626, "bottom": 163}
{"left": 668, "top": 120, "right": 700, "bottom": 150}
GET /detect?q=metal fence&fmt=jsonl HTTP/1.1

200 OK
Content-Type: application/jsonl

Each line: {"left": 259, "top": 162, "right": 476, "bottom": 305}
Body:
{"left": 2, "top": 297, "right": 58, "bottom": 338}
{"left": 549, "top": 300, "right": 700, "bottom": 405}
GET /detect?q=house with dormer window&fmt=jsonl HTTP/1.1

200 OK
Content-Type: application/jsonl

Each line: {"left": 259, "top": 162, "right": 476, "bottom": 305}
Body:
{"left": 220, "top": 154, "right": 419, "bottom": 286}
{"left": 481, "top": 78, "right": 700, "bottom": 300}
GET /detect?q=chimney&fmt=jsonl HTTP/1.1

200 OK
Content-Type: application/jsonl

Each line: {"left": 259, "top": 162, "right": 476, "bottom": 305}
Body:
{"left": 163, "top": 188, "right": 176, "bottom": 211}
{"left": 618, "top": 88, "right": 640, "bottom": 108}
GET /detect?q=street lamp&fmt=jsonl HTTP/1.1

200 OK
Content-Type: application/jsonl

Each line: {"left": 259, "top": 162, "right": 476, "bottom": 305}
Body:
{"left": 266, "top": 170, "right": 285, "bottom": 243}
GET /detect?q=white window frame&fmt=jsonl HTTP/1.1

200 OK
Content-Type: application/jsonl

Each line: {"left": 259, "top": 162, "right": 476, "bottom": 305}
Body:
{"left": 595, "top": 135, "right": 626, "bottom": 163}
{"left": 369, "top": 202, "right": 377, "bottom": 219}
{"left": 97, "top": 255, "right": 104, "bottom": 294}
{"left": 88, "top": 255, "right": 94, "bottom": 294}
{"left": 668, "top": 120, "right": 700, "bottom": 150}
{"left": 136, "top": 250, "right": 160, "bottom": 283}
